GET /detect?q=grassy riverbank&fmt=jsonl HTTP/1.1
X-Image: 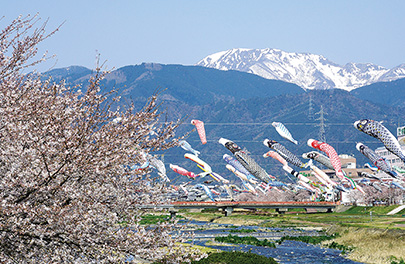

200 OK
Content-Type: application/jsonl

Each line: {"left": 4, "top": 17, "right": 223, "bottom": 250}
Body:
{"left": 179, "top": 205, "right": 405, "bottom": 264}
{"left": 325, "top": 226, "right": 404, "bottom": 264}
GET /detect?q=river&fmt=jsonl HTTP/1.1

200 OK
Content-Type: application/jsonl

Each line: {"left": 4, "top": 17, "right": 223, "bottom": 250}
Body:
{"left": 179, "top": 220, "right": 364, "bottom": 264}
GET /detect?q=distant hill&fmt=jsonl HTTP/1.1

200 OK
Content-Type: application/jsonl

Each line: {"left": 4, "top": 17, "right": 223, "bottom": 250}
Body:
{"left": 44, "top": 66, "right": 94, "bottom": 82}
{"left": 42, "top": 64, "right": 405, "bottom": 183}
{"left": 44, "top": 63, "right": 304, "bottom": 105}
{"left": 350, "top": 78, "right": 405, "bottom": 108}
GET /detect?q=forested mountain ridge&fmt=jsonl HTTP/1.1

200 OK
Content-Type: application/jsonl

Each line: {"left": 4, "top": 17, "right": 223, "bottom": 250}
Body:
{"left": 43, "top": 64, "right": 405, "bottom": 182}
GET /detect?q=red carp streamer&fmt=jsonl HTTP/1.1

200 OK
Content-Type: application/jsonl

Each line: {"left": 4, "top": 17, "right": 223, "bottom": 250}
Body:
{"left": 191, "top": 119, "right": 207, "bottom": 144}
{"left": 169, "top": 164, "right": 197, "bottom": 179}
{"left": 263, "top": 150, "right": 287, "bottom": 166}
{"left": 307, "top": 139, "right": 346, "bottom": 181}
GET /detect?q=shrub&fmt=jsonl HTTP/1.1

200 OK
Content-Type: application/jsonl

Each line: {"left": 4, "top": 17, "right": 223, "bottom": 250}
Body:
{"left": 191, "top": 251, "right": 278, "bottom": 264}
{"left": 215, "top": 234, "right": 276, "bottom": 248}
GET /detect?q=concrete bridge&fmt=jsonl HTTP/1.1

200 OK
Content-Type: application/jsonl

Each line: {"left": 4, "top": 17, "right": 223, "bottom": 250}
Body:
{"left": 138, "top": 201, "right": 339, "bottom": 217}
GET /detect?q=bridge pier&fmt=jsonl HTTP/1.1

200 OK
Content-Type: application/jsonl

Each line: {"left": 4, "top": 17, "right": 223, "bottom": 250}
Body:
{"left": 169, "top": 208, "right": 178, "bottom": 219}
{"left": 276, "top": 208, "right": 288, "bottom": 214}
{"left": 223, "top": 207, "right": 234, "bottom": 217}
{"left": 305, "top": 208, "right": 333, "bottom": 213}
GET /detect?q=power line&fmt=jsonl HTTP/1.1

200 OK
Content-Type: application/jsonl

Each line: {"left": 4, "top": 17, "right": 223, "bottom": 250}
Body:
{"left": 173, "top": 121, "right": 402, "bottom": 126}
{"left": 176, "top": 122, "right": 354, "bottom": 126}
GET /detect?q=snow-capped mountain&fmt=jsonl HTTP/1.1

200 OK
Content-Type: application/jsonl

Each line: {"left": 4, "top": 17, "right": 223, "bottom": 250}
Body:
{"left": 196, "top": 48, "right": 405, "bottom": 91}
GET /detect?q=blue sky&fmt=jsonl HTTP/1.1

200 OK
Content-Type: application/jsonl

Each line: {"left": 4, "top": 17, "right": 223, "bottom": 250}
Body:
{"left": 3, "top": 0, "right": 405, "bottom": 71}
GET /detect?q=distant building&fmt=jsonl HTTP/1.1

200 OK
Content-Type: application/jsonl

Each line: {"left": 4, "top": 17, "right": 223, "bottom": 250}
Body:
{"left": 375, "top": 147, "right": 405, "bottom": 171}
{"left": 339, "top": 154, "right": 356, "bottom": 168}
{"left": 398, "top": 126, "right": 405, "bottom": 145}
{"left": 300, "top": 154, "right": 372, "bottom": 181}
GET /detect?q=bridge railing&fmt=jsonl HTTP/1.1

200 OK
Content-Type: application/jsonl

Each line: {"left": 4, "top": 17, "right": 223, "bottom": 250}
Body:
{"left": 171, "top": 201, "right": 339, "bottom": 207}
{"left": 135, "top": 201, "right": 340, "bottom": 217}
{"left": 170, "top": 201, "right": 339, "bottom": 216}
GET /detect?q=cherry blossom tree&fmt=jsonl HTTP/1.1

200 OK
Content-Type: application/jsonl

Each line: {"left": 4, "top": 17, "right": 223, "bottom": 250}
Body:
{"left": 345, "top": 183, "right": 404, "bottom": 206}
{"left": 0, "top": 15, "right": 201, "bottom": 263}
{"left": 236, "top": 188, "right": 301, "bottom": 202}
{"left": 293, "top": 189, "right": 312, "bottom": 202}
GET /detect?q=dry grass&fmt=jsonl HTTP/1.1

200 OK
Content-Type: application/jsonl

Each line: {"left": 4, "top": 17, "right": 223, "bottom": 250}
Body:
{"left": 326, "top": 226, "right": 405, "bottom": 264}
{"left": 212, "top": 217, "right": 263, "bottom": 226}
{"left": 176, "top": 242, "right": 221, "bottom": 254}
{"left": 181, "top": 212, "right": 223, "bottom": 222}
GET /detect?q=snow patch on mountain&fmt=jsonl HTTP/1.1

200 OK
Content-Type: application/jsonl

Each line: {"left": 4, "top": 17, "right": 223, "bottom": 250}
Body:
{"left": 196, "top": 48, "right": 405, "bottom": 91}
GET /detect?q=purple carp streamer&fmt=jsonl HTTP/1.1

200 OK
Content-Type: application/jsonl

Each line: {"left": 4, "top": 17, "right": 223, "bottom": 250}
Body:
{"left": 223, "top": 154, "right": 258, "bottom": 182}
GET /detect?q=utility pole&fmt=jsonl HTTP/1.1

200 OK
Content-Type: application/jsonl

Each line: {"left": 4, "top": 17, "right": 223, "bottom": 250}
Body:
{"left": 315, "top": 105, "right": 327, "bottom": 142}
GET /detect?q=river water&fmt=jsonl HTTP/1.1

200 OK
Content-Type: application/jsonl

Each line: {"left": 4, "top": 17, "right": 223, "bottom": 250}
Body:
{"left": 180, "top": 220, "right": 364, "bottom": 264}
